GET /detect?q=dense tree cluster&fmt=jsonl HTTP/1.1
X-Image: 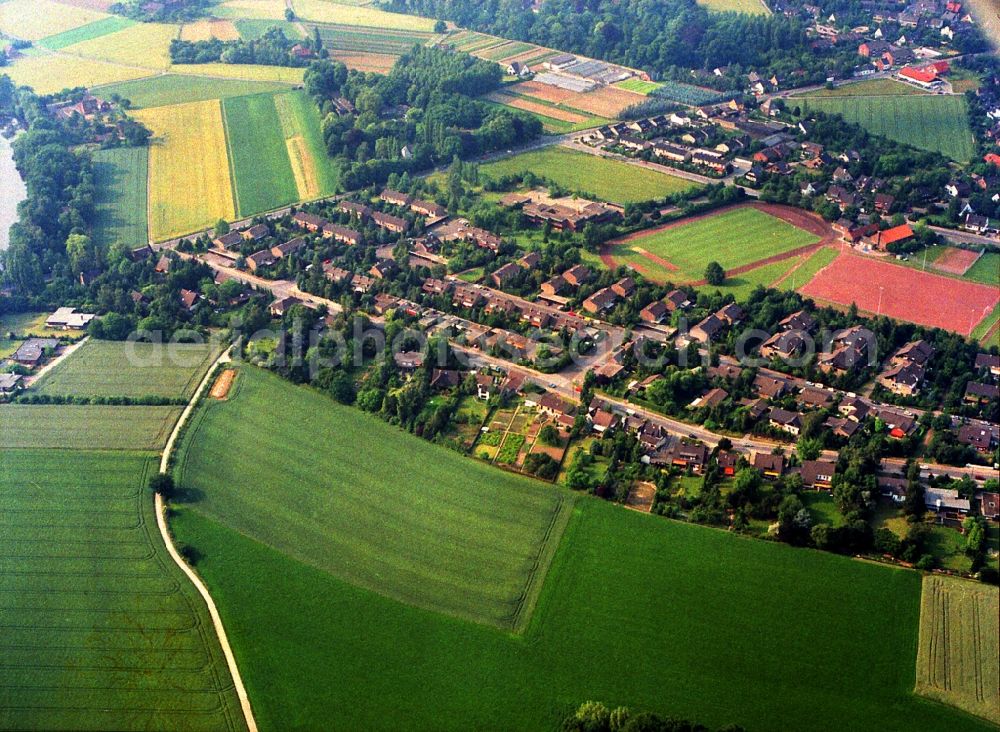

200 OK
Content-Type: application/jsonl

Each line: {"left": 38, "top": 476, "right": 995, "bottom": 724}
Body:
{"left": 561, "top": 700, "right": 744, "bottom": 732}
{"left": 169, "top": 27, "right": 325, "bottom": 67}
{"left": 302, "top": 49, "right": 541, "bottom": 190}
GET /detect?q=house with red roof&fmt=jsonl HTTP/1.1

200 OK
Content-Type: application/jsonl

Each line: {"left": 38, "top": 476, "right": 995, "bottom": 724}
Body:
{"left": 867, "top": 224, "right": 914, "bottom": 250}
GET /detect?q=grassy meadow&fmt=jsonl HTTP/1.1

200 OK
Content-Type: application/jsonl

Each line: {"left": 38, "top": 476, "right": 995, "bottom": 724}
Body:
{"left": 94, "top": 74, "right": 295, "bottom": 109}
{"left": 0, "top": 450, "right": 246, "bottom": 731}
{"left": 33, "top": 340, "right": 220, "bottom": 399}
{"left": 92, "top": 146, "right": 148, "bottom": 250}
{"left": 0, "top": 405, "right": 182, "bottom": 450}
{"left": 169, "top": 492, "right": 992, "bottom": 732}
{"left": 132, "top": 100, "right": 237, "bottom": 240}
{"left": 916, "top": 575, "right": 999, "bottom": 725}
{"left": 799, "top": 93, "right": 975, "bottom": 162}
{"left": 481, "top": 147, "right": 696, "bottom": 204}
{"left": 294, "top": 0, "right": 437, "bottom": 30}
{"left": 612, "top": 206, "right": 820, "bottom": 282}
{"left": 175, "top": 367, "right": 574, "bottom": 630}
{"left": 222, "top": 93, "right": 300, "bottom": 216}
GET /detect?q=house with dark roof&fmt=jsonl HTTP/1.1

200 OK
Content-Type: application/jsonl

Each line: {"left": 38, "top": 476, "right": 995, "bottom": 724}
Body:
{"left": 965, "top": 381, "right": 999, "bottom": 404}
{"left": 768, "top": 408, "right": 802, "bottom": 435}
{"left": 800, "top": 459, "right": 836, "bottom": 489}
{"left": 752, "top": 452, "right": 785, "bottom": 479}
{"left": 690, "top": 314, "right": 724, "bottom": 343}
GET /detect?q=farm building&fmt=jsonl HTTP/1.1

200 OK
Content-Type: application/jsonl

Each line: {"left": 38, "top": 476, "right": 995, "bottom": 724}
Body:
{"left": 45, "top": 307, "right": 95, "bottom": 330}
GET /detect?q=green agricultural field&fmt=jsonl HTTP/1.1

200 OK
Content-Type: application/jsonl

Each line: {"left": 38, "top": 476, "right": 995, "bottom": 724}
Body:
{"left": 313, "top": 23, "right": 434, "bottom": 55}
{"left": 480, "top": 147, "right": 695, "bottom": 204}
{"left": 613, "top": 206, "right": 820, "bottom": 283}
{"left": 0, "top": 450, "right": 245, "bottom": 731}
{"left": 222, "top": 93, "right": 299, "bottom": 216}
{"left": 234, "top": 18, "right": 305, "bottom": 40}
{"left": 273, "top": 89, "right": 340, "bottom": 200}
{"left": 92, "top": 146, "right": 148, "bottom": 250}
{"left": 916, "top": 575, "right": 999, "bottom": 724}
{"left": 95, "top": 74, "right": 295, "bottom": 109}
{"left": 696, "top": 0, "right": 770, "bottom": 14}
{"left": 795, "top": 78, "right": 924, "bottom": 98}
{"left": 799, "top": 93, "right": 975, "bottom": 162}
{"left": 174, "top": 367, "right": 574, "bottom": 630}
{"left": 169, "top": 493, "right": 992, "bottom": 732}
{"left": 0, "top": 405, "right": 182, "bottom": 450}
{"left": 964, "top": 251, "right": 1000, "bottom": 285}
{"left": 38, "top": 16, "right": 136, "bottom": 51}
{"left": 34, "top": 340, "right": 220, "bottom": 399}
{"left": 614, "top": 78, "right": 663, "bottom": 95}
{"left": 29, "top": 340, "right": 207, "bottom": 399}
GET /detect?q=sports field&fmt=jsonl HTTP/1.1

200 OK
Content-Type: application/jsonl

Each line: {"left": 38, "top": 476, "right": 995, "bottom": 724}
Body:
{"left": 0, "top": 0, "right": 108, "bottom": 41}
{"left": 34, "top": 340, "right": 221, "bottom": 399}
{"left": 169, "top": 489, "right": 991, "bottom": 732}
{"left": 799, "top": 252, "right": 999, "bottom": 335}
{"left": 92, "top": 146, "right": 148, "bottom": 250}
{"left": 174, "top": 367, "right": 574, "bottom": 631}
{"left": 604, "top": 205, "right": 823, "bottom": 283}
{"left": 2, "top": 48, "right": 156, "bottom": 94}
{"left": 94, "top": 74, "right": 294, "bottom": 109}
{"left": 0, "top": 450, "right": 245, "bottom": 731}
{"left": 273, "top": 90, "right": 340, "bottom": 199}
{"left": 799, "top": 93, "right": 975, "bottom": 162}
{"left": 481, "top": 147, "right": 695, "bottom": 204}
{"left": 0, "top": 405, "right": 182, "bottom": 450}
{"left": 916, "top": 575, "right": 999, "bottom": 724}
{"left": 38, "top": 15, "right": 134, "bottom": 50}
{"left": 62, "top": 21, "right": 179, "bottom": 69}
{"left": 132, "top": 100, "right": 237, "bottom": 240}
{"left": 222, "top": 93, "right": 299, "bottom": 216}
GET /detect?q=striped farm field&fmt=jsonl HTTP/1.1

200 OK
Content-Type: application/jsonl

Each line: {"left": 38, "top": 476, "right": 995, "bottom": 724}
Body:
{"left": 614, "top": 78, "right": 664, "bottom": 95}
{"left": 0, "top": 405, "right": 182, "bottom": 450}
{"left": 33, "top": 340, "right": 221, "bottom": 400}
{"left": 62, "top": 21, "right": 180, "bottom": 69}
{"left": 313, "top": 23, "right": 433, "bottom": 55}
{"left": 273, "top": 90, "right": 340, "bottom": 200}
{"left": 222, "top": 93, "right": 299, "bottom": 216}
{"left": 94, "top": 73, "right": 295, "bottom": 108}
{"left": 916, "top": 575, "right": 999, "bottom": 725}
{"left": 38, "top": 15, "right": 134, "bottom": 50}
{"left": 2, "top": 48, "right": 156, "bottom": 94}
{"left": 799, "top": 93, "right": 975, "bottom": 162}
{"left": 132, "top": 100, "right": 236, "bottom": 240}
{"left": 294, "top": 0, "right": 437, "bottom": 30}
{"left": 486, "top": 91, "right": 589, "bottom": 124}
{"left": 569, "top": 84, "right": 646, "bottom": 117}
{"left": 0, "top": 0, "right": 108, "bottom": 41}
{"left": 180, "top": 18, "right": 240, "bottom": 41}
{"left": 175, "top": 367, "right": 575, "bottom": 631}
{"left": 92, "top": 146, "right": 148, "bottom": 250}
{"left": 0, "top": 450, "right": 245, "bottom": 731}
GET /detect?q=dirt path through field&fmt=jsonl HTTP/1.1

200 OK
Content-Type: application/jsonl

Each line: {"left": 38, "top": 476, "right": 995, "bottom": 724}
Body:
{"left": 155, "top": 347, "right": 258, "bottom": 732}
{"left": 601, "top": 202, "right": 835, "bottom": 283}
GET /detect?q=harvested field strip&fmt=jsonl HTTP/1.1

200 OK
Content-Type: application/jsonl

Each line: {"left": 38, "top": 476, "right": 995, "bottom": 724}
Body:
{"left": 169, "top": 63, "right": 305, "bottom": 83}
{"left": 486, "top": 92, "right": 588, "bottom": 123}
{"left": 330, "top": 51, "right": 397, "bottom": 73}
{"left": 33, "top": 340, "right": 221, "bottom": 399}
{"left": 210, "top": 369, "right": 237, "bottom": 399}
{"left": 180, "top": 19, "right": 240, "bottom": 41}
{"left": 273, "top": 89, "right": 339, "bottom": 199}
{"left": 0, "top": 406, "right": 182, "bottom": 450}
{"left": 38, "top": 15, "right": 134, "bottom": 50}
{"left": 175, "top": 366, "right": 575, "bottom": 631}
{"left": 799, "top": 252, "right": 999, "bottom": 335}
{"left": 92, "top": 146, "right": 148, "bottom": 250}
{"left": 916, "top": 575, "right": 999, "bottom": 724}
{"left": 132, "top": 99, "right": 236, "bottom": 240}
{"left": 510, "top": 79, "right": 580, "bottom": 103}
{"left": 0, "top": 451, "right": 244, "bottom": 731}
{"left": 569, "top": 85, "right": 646, "bottom": 117}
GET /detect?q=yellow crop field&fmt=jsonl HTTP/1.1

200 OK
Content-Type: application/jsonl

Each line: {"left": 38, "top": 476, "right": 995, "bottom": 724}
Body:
{"left": 132, "top": 100, "right": 236, "bottom": 240}
{"left": 169, "top": 62, "right": 305, "bottom": 83}
{"left": 62, "top": 21, "right": 179, "bottom": 69}
{"left": 180, "top": 19, "right": 240, "bottom": 41}
{"left": 916, "top": 575, "right": 999, "bottom": 725}
{"left": 0, "top": 0, "right": 108, "bottom": 42}
{"left": 294, "top": 0, "right": 437, "bottom": 30}
{"left": 696, "top": 0, "right": 770, "bottom": 14}
{"left": 2, "top": 49, "right": 156, "bottom": 94}
{"left": 214, "top": 0, "right": 287, "bottom": 19}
